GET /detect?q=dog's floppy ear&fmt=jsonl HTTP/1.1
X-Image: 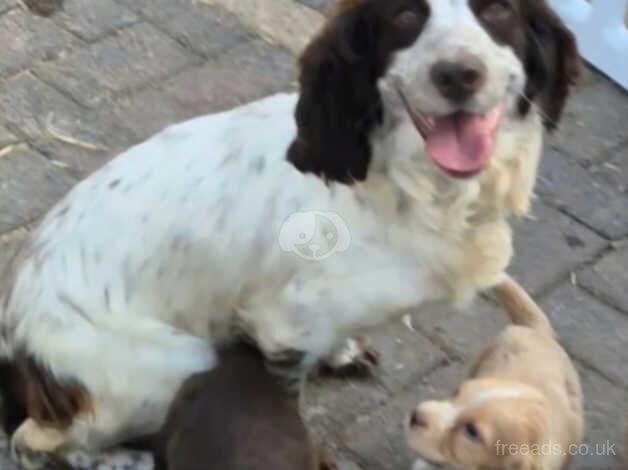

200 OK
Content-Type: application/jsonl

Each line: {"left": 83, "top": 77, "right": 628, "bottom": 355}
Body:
{"left": 521, "top": 0, "right": 579, "bottom": 130}
{"left": 287, "top": 1, "right": 384, "bottom": 184}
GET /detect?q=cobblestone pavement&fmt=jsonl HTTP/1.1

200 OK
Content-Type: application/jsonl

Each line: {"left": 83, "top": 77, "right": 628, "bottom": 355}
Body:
{"left": 0, "top": 1, "right": 627, "bottom": 469}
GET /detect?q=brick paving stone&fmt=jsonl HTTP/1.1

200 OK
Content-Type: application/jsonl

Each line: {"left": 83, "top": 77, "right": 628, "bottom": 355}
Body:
{"left": 304, "top": 325, "right": 444, "bottom": 436}
{"left": 304, "top": 321, "right": 444, "bottom": 434}
{"left": 107, "top": 39, "right": 295, "bottom": 141}
{"left": 0, "top": 227, "right": 28, "bottom": 273}
{"left": 540, "top": 283, "right": 628, "bottom": 388}
{"left": 547, "top": 79, "right": 628, "bottom": 167}
{"left": 0, "top": 125, "right": 18, "bottom": 147}
{"left": 578, "top": 246, "right": 628, "bottom": 315}
{"left": 572, "top": 364, "right": 628, "bottom": 470}
{"left": 98, "top": 86, "right": 194, "bottom": 143}
{"left": 412, "top": 299, "right": 506, "bottom": 360}
{"left": 36, "top": 22, "right": 196, "bottom": 108}
{"left": 342, "top": 362, "right": 465, "bottom": 470}
{"left": 304, "top": 375, "right": 390, "bottom": 438}
{"left": 206, "top": 0, "right": 324, "bottom": 56}
{"left": 577, "top": 64, "right": 603, "bottom": 89}
{"left": 0, "top": 8, "right": 78, "bottom": 76}
{"left": 590, "top": 145, "right": 628, "bottom": 194}
{"left": 116, "top": 0, "right": 249, "bottom": 58}
{"left": 296, "top": 0, "right": 333, "bottom": 11}
{"left": 0, "top": 0, "right": 16, "bottom": 13}
{"left": 537, "top": 147, "right": 628, "bottom": 239}
{"left": 161, "top": 39, "right": 296, "bottom": 115}
{"left": 0, "top": 73, "right": 135, "bottom": 176}
{"left": 367, "top": 321, "right": 446, "bottom": 393}
{"left": 51, "top": 0, "right": 139, "bottom": 42}
{"left": 509, "top": 200, "right": 606, "bottom": 295}
{"left": 0, "top": 145, "right": 74, "bottom": 233}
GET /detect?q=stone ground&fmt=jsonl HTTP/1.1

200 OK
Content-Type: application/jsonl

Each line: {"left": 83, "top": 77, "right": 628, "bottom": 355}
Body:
{"left": 0, "top": 0, "right": 627, "bottom": 469}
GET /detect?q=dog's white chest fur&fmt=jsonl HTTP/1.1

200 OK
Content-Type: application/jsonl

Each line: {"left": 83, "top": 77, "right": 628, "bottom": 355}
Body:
{"left": 4, "top": 92, "right": 541, "bottom": 362}
{"left": 0, "top": 91, "right": 542, "bottom": 455}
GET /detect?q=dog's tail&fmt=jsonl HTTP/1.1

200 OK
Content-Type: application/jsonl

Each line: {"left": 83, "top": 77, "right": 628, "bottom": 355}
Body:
{"left": 492, "top": 275, "right": 555, "bottom": 337}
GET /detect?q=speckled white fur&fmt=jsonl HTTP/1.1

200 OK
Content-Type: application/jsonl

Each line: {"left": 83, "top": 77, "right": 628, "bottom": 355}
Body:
{"left": 0, "top": 2, "right": 544, "bottom": 456}
{"left": 0, "top": 91, "right": 542, "bottom": 453}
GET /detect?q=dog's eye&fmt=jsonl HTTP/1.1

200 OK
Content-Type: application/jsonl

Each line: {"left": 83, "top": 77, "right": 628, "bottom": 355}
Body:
{"left": 480, "top": 1, "right": 513, "bottom": 24}
{"left": 463, "top": 422, "right": 482, "bottom": 442}
{"left": 394, "top": 10, "right": 421, "bottom": 29}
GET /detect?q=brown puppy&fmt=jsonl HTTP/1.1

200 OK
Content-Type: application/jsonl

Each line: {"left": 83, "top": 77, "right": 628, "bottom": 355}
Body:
{"left": 406, "top": 275, "right": 583, "bottom": 469}
{"left": 154, "top": 342, "right": 328, "bottom": 470}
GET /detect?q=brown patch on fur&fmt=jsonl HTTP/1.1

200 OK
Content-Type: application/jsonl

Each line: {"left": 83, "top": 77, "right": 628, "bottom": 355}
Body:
{"left": 154, "top": 342, "right": 320, "bottom": 470}
{"left": 520, "top": 0, "right": 580, "bottom": 130}
{"left": 0, "top": 353, "right": 91, "bottom": 434}
{"left": 0, "top": 360, "right": 28, "bottom": 435}
{"left": 287, "top": 0, "right": 429, "bottom": 183}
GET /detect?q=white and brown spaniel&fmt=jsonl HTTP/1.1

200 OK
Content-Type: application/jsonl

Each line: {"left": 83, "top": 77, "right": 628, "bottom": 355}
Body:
{"left": 0, "top": 0, "right": 578, "bottom": 467}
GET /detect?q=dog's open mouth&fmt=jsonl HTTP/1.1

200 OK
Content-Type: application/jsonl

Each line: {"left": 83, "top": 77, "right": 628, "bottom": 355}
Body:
{"left": 398, "top": 91, "right": 504, "bottom": 178}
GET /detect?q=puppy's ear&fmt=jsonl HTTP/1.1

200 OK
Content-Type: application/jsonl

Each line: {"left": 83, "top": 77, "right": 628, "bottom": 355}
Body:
{"left": 287, "top": 1, "right": 384, "bottom": 184}
{"left": 521, "top": 1, "right": 579, "bottom": 130}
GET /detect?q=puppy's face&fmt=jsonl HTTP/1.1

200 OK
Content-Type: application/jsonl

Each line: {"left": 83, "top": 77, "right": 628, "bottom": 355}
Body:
{"left": 406, "top": 379, "right": 548, "bottom": 469}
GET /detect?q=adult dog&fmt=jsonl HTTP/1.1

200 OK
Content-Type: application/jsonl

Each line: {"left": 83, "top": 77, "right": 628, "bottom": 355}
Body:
{"left": 0, "top": 0, "right": 578, "bottom": 466}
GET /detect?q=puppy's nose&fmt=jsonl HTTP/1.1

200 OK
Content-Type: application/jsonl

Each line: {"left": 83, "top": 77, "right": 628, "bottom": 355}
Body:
{"left": 409, "top": 410, "right": 427, "bottom": 428}
{"left": 430, "top": 54, "right": 487, "bottom": 103}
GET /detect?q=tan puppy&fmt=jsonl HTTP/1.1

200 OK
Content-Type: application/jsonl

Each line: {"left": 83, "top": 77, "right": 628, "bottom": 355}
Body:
{"left": 406, "top": 276, "right": 583, "bottom": 469}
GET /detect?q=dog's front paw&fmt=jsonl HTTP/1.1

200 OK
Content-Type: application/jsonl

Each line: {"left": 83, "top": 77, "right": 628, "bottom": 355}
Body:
{"left": 316, "top": 337, "right": 380, "bottom": 379}
{"left": 10, "top": 420, "right": 72, "bottom": 470}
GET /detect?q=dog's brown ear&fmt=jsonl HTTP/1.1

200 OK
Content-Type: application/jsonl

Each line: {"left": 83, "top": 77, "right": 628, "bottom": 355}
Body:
{"left": 521, "top": 0, "right": 579, "bottom": 130}
{"left": 287, "top": 2, "right": 384, "bottom": 184}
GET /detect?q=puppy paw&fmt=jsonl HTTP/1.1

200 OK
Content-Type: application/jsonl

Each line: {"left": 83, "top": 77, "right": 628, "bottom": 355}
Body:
{"left": 316, "top": 337, "right": 380, "bottom": 379}
{"left": 11, "top": 440, "right": 72, "bottom": 470}
{"left": 11, "top": 419, "right": 71, "bottom": 470}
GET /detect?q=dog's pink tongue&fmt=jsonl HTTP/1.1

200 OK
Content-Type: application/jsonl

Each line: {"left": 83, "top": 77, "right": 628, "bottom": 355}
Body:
{"left": 425, "top": 107, "right": 503, "bottom": 174}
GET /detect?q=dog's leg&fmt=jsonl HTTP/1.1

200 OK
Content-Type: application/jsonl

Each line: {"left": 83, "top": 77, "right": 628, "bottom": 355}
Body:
{"left": 240, "top": 253, "right": 435, "bottom": 379}
{"left": 8, "top": 312, "right": 216, "bottom": 468}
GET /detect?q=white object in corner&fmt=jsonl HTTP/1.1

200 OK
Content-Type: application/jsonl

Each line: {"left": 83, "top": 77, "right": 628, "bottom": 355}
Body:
{"left": 549, "top": 0, "right": 628, "bottom": 91}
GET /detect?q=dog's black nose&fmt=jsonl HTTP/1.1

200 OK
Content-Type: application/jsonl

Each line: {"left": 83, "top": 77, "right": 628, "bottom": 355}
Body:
{"left": 430, "top": 54, "right": 487, "bottom": 103}
{"left": 409, "top": 410, "right": 427, "bottom": 428}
